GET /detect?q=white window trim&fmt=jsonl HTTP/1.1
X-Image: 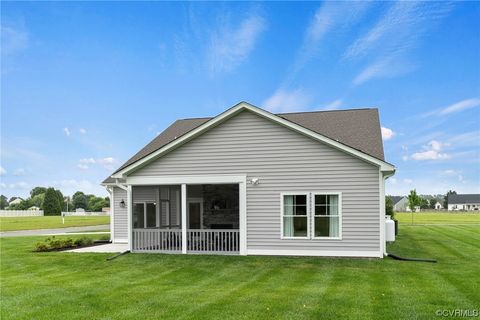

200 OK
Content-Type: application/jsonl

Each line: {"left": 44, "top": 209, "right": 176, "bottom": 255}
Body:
{"left": 280, "top": 192, "right": 310, "bottom": 240}
{"left": 311, "top": 192, "right": 342, "bottom": 240}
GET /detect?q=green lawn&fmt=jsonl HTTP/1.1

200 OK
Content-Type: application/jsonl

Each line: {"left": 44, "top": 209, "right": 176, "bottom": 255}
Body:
{"left": 0, "top": 216, "right": 110, "bottom": 231}
{"left": 1, "top": 221, "right": 479, "bottom": 319}
{"left": 395, "top": 211, "right": 480, "bottom": 225}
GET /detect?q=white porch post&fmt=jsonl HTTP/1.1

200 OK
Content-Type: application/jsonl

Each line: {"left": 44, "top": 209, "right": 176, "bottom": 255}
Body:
{"left": 181, "top": 183, "right": 187, "bottom": 254}
{"left": 127, "top": 185, "right": 132, "bottom": 251}
{"left": 239, "top": 179, "right": 247, "bottom": 255}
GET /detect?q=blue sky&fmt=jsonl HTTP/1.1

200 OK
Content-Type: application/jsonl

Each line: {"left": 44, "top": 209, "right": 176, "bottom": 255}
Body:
{"left": 1, "top": 1, "right": 479, "bottom": 198}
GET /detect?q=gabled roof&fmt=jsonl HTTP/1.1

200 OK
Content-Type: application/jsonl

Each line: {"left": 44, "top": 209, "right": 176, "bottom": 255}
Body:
{"left": 448, "top": 194, "right": 480, "bottom": 205}
{"left": 103, "top": 102, "right": 394, "bottom": 183}
{"left": 388, "top": 196, "right": 405, "bottom": 205}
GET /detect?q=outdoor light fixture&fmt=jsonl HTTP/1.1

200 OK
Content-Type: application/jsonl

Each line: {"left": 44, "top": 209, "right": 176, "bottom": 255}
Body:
{"left": 120, "top": 200, "right": 126, "bottom": 208}
{"left": 247, "top": 178, "right": 260, "bottom": 185}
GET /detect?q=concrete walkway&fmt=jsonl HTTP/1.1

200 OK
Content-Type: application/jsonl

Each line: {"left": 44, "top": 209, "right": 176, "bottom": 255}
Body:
{"left": 0, "top": 224, "right": 110, "bottom": 238}
{"left": 66, "top": 243, "right": 128, "bottom": 253}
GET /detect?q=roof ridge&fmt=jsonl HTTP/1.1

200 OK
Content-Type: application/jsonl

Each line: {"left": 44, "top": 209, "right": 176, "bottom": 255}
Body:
{"left": 277, "top": 108, "right": 377, "bottom": 115}
{"left": 179, "top": 107, "right": 377, "bottom": 120}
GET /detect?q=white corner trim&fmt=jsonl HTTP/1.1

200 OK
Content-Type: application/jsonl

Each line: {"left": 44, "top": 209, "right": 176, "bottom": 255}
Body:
{"left": 112, "top": 102, "right": 395, "bottom": 178}
{"left": 247, "top": 249, "right": 383, "bottom": 258}
{"left": 239, "top": 177, "right": 247, "bottom": 255}
{"left": 181, "top": 184, "right": 187, "bottom": 254}
{"left": 127, "top": 185, "right": 132, "bottom": 251}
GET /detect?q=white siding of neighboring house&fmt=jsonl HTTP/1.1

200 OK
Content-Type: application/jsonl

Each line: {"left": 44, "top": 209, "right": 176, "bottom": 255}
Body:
{"left": 129, "top": 110, "right": 382, "bottom": 256}
{"left": 113, "top": 187, "right": 128, "bottom": 242}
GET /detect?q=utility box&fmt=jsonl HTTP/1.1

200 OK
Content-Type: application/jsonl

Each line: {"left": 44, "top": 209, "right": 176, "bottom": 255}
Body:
{"left": 385, "top": 215, "right": 396, "bottom": 242}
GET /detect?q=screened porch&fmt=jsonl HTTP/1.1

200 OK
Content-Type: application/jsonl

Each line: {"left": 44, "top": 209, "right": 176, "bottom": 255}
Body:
{"left": 131, "top": 184, "right": 240, "bottom": 254}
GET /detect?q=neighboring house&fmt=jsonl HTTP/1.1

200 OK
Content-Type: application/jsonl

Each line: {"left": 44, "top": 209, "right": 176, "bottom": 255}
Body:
{"left": 447, "top": 194, "right": 480, "bottom": 211}
{"left": 28, "top": 206, "right": 40, "bottom": 211}
{"left": 434, "top": 202, "right": 443, "bottom": 210}
{"left": 389, "top": 196, "right": 408, "bottom": 211}
{"left": 8, "top": 198, "right": 23, "bottom": 206}
{"left": 75, "top": 208, "right": 86, "bottom": 213}
{"left": 102, "top": 102, "right": 395, "bottom": 258}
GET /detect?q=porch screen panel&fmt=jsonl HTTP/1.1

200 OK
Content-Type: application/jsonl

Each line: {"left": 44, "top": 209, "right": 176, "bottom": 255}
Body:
{"left": 133, "top": 203, "right": 145, "bottom": 228}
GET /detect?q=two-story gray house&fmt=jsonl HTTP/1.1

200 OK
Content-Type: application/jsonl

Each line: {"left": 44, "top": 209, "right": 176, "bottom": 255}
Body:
{"left": 102, "top": 102, "right": 395, "bottom": 258}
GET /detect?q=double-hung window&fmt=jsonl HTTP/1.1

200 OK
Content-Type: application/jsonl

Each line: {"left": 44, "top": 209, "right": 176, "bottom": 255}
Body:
{"left": 281, "top": 192, "right": 341, "bottom": 239}
{"left": 282, "top": 193, "right": 309, "bottom": 238}
{"left": 313, "top": 194, "right": 340, "bottom": 238}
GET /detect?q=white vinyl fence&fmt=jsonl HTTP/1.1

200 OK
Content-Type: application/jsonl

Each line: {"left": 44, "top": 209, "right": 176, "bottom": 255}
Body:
{"left": 0, "top": 210, "right": 44, "bottom": 217}
{"left": 61, "top": 211, "right": 110, "bottom": 216}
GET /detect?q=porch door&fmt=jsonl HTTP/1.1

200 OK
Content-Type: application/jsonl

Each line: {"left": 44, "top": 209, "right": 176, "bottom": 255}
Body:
{"left": 188, "top": 199, "right": 203, "bottom": 229}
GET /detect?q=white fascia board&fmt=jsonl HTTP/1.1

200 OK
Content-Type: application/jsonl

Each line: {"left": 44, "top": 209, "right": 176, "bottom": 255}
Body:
{"left": 126, "top": 174, "right": 247, "bottom": 185}
{"left": 112, "top": 102, "right": 395, "bottom": 178}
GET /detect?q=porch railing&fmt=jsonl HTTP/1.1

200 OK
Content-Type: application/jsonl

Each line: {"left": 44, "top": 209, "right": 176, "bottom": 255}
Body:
{"left": 132, "top": 229, "right": 240, "bottom": 253}
{"left": 132, "top": 229, "right": 182, "bottom": 252}
{"left": 187, "top": 229, "right": 239, "bottom": 253}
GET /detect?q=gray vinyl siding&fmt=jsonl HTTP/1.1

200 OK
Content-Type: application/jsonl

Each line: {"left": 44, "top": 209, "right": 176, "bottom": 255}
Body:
{"left": 131, "top": 110, "right": 381, "bottom": 253}
{"left": 113, "top": 187, "right": 128, "bottom": 241}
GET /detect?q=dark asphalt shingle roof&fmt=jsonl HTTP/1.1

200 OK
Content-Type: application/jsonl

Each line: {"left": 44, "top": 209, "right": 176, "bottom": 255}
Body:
{"left": 103, "top": 107, "right": 385, "bottom": 184}
{"left": 447, "top": 194, "right": 480, "bottom": 205}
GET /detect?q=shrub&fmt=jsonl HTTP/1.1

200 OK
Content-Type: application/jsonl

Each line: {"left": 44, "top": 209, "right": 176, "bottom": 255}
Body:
{"left": 48, "top": 238, "right": 64, "bottom": 250}
{"left": 99, "top": 234, "right": 110, "bottom": 241}
{"left": 62, "top": 238, "right": 73, "bottom": 248}
{"left": 73, "top": 236, "right": 93, "bottom": 247}
{"left": 34, "top": 242, "right": 49, "bottom": 252}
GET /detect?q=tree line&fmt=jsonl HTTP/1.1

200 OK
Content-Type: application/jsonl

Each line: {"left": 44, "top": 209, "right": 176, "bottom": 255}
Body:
{"left": 0, "top": 186, "right": 109, "bottom": 216}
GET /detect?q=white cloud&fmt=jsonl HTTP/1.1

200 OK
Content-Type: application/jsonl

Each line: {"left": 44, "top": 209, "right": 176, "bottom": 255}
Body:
{"left": 79, "top": 128, "right": 87, "bottom": 134}
{"left": 401, "top": 155, "right": 408, "bottom": 161}
{"left": 347, "top": 2, "right": 452, "bottom": 85}
{"left": 442, "top": 169, "right": 459, "bottom": 176}
{"left": 439, "top": 98, "right": 480, "bottom": 115}
{"left": 7, "top": 181, "right": 29, "bottom": 189}
{"left": 262, "top": 88, "right": 312, "bottom": 113}
{"left": 13, "top": 168, "right": 26, "bottom": 176}
{"left": 98, "top": 157, "right": 117, "bottom": 170}
{"left": 292, "top": 2, "right": 370, "bottom": 75}
{"left": 321, "top": 99, "right": 343, "bottom": 111}
{"left": 63, "top": 127, "right": 71, "bottom": 136}
{"left": 403, "top": 178, "right": 413, "bottom": 184}
{"left": 208, "top": 13, "right": 266, "bottom": 74}
{"left": 79, "top": 158, "right": 96, "bottom": 164}
{"left": 381, "top": 127, "right": 395, "bottom": 140}
{"left": 1, "top": 25, "right": 28, "bottom": 55}
{"left": 0, "top": 183, "right": 6, "bottom": 189}
{"left": 388, "top": 178, "right": 397, "bottom": 184}
{"left": 77, "top": 164, "right": 89, "bottom": 170}
{"left": 411, "top": 140, "right": 450, "bottom": 160}
{"left": 0, "top": 166, "right": 6, "bottom": 176}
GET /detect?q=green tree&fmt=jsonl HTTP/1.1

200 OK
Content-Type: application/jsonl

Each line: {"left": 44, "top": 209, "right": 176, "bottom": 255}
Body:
{"left": 30, "top": 187, "right": 47, "bottom": 198}
{"left": 31, "top": 193, "right": 45, "bottom": 209}
{"left": 55, "top": 189, "right": 64, "bottom": 212}
{"left": 87, "top": 196, "right": 109, "bottom": 212}
{"left": 385, "top": 196, "right": 394, "bottom": 218}
{"left": 43, "top": 188, "right": 62, "bottom": 215}
{"left": 408, "top": 189, "right": 421, "bottom": 212}
{"left": 72, "top": 191, "right": 87, "bottom": 209}
{"left": 444, "top": 190, "right": 457, "bottom": 208}
{"left": 0, "top": 195, "right": 8, "bottom": 209}
{"left": 429, "top": 198, "right": 437, "bottom": 209}
{"left": 419, "top": 197, "right": 429, "bottom": 209}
